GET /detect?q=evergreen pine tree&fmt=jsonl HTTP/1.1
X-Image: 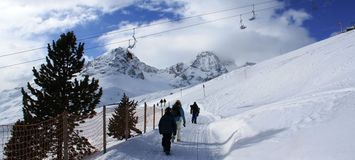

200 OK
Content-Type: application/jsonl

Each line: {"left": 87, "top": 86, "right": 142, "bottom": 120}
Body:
{"left": 5, "top": 31, "right": 102, "bottom": 159}
{"left": 108, "top": 94, "right": 141, "bottom": 140}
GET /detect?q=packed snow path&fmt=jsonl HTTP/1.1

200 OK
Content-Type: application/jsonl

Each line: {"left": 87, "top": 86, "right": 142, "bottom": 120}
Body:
{"left": 93, "top": 114, "right": 220, "bottom": 160}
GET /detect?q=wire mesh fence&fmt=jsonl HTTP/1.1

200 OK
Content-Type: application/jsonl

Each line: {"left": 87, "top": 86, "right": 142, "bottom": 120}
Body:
{"left": 0, "top": 114, "right": 64, "bottom": 160}
{"left": 0, "top": 102, "right": 164, "bottom": 160}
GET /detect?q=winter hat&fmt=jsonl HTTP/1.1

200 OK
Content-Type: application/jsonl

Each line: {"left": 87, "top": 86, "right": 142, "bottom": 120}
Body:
{"left": 165, "top": 107, "right": 171, "bottom": 113}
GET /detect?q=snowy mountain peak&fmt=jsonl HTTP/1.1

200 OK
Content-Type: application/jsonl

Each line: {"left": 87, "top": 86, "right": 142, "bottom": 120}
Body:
{"left": 103, "top": 47, "right": 132, "bottom": 60}
{"left": 168, "top": 51, "right": 228, "bottom": 87}
{"left": 83, "top": 47, "right": 158, "bottom": 79}
{"left": 191, "top": 51, "right": 227, "bottom": 73}
{"left": 167, "top": 62, "right": 186, "bottom": 76}
{"left": 79, "top": 48, "right": 231, "bottom": 103}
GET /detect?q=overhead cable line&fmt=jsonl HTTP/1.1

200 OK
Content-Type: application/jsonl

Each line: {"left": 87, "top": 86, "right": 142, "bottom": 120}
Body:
{"left": 78, "top": 0, "right": 276, "bottom": 40}
{"left": 0, "top": 58, "right": 45, "bottom": 69}
{"left": 0, "top": 4, "right": 281, "bottom": 70}
{"left": 88, "top": 5, "right": 281, "bottom": 49}
{"left": 0, "top": 0, "right": 277, "bottom": 58}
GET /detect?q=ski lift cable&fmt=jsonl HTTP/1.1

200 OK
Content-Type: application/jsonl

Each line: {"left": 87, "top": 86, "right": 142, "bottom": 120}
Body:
{"left": 0, "top": 0, "right": 278, "bottom": 58}
{"left": 0, "top": 4, "right": 282, "bottom": 70}
{"left": 77, "top": 0, "right": 276, "bottom": 40}
{"left": 0, "top": 58, "right": 46, "bottom": 69}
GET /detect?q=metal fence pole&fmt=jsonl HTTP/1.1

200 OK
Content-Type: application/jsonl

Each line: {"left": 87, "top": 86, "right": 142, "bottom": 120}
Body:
{"left": 63, "top": 111, "right": 68, "bottom": 160}
{"left": 144, "top": 103, "right": 147, "bottom": 133}
{"left": 153, "top": 104, "right": 155, "bottom": 130}
{"left": 103, "top": 105, "right": 107, "bottom": 154}
{"left": 161, "top": 107, "right": 163, "bottom": 118}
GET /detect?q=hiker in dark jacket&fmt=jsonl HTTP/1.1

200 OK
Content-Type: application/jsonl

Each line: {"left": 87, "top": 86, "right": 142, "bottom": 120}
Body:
{"left": 159, "top": 107, "right": 177, "bottom": 155}
{"left": 190, "top": 102, "right": 200, "bottom": 124}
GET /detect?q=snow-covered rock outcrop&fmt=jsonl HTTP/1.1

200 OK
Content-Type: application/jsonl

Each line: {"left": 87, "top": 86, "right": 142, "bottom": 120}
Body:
{"left": 168, "top": 51, "right": 228, "bottom": 87}
{"left": 84, "top": 48, "right": 158, "bottom": 79}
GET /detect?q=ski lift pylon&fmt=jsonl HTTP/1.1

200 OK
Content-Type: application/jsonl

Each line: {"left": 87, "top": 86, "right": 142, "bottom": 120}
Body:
{"left": 249, "top": 4, "right": 256, "bottom": 21}
{"left": 240, "top": 14, "right": 247, "bottom": 29}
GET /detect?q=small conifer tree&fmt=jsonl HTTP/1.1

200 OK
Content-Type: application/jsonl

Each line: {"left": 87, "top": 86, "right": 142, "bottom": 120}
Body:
{"left": 108, "top": 94, "right": 140, "bottom": 140}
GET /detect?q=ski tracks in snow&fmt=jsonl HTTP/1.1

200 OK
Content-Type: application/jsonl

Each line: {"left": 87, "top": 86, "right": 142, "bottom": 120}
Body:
{"left": 173, "top": 123, "right": 217, "bottom": 160}
{"left": 168, "top": 113, "right": 221, "bottom": 160}
{"left": 92, "top": 114, "right": 219, "bottom": 160}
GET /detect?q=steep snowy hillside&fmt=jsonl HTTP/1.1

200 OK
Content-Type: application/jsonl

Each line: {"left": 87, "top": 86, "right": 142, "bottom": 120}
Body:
{"left": 94, "top": 30, "right": 355, "bottom": 160}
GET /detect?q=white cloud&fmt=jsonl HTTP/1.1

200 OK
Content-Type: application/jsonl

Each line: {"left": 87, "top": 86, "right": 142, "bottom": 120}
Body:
{"left": 280, "top": 9, "right": 311, "bottom": 26}
{"left": 0, "top": 0, "right": 316, "bottom": 91}
{"left": 0, "top": 0, "right": 136, "bottom": 90}
{"left": 99, "top": 0, "right": 315, "bottom": 68}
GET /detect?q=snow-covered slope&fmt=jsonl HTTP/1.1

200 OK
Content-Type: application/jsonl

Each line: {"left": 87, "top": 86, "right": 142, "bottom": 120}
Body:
{"left": 94, "top": 30, "right": 355, "bottom": 160}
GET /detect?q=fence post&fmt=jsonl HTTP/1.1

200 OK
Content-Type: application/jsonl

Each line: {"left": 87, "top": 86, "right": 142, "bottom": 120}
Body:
{"left": 144, "top": 103, "right": 147, "bottom": 133}
{"left": 103, "top": 105, "right": 107, "bottom": 154}
{"left": 63, "top": 111, "right": 68, "bottom": 160}
{"left": 161, "top": 107, "right": 163, "bottom": 118}
{"left": 153, "top": 104, "right": 155, "bottom": 130}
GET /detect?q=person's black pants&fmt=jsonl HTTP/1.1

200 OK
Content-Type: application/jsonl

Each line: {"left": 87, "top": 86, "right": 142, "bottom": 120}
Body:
{"left": 192, "top": 113, "right": 198, "bottom": 124}
{"left": 162, "top": 133, "right": 172, "bottom": 152}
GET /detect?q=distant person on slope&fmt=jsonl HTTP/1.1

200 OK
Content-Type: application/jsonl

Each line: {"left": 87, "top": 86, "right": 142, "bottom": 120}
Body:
{"left": 159, "top": 107, "right": 177, "bottom": 155}
{"left": 190, "top": 102, "right": 200, "bottom": 124}
{"left": 172, "top": 100, "right": 186, "bottom": 142}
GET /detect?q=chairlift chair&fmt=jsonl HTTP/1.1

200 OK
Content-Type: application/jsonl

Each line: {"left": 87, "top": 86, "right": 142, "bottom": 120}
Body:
{"left": 240, "top": 15, "right": 247, "bottom": 29}
{"left": 128, "top": 28, "right": 137, "bottom": 49}
{"left": 127, "top": 28, "right": 137, "bottom": 60}
{"left": 249, "top": 4, "right": 256, "bottom": 21}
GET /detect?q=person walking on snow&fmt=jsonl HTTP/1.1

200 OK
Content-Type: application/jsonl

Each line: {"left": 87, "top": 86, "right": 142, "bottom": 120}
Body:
{"left": 171, "top": 100, "right": 186, "bottom": 142}
{"left": 158, "top": 107, "right": 177, "bottom": 155}
{"left": 190, "top": 102, "right": 200, "bottom": 124}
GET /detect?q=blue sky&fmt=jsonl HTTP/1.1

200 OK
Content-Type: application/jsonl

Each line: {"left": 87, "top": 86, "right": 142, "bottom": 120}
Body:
{"left": 285, "top": 0, "right": 354, "bottom": 40}
{"left": 0, "top": 0, "right": 354, "bottom": 90}
{"left": 69, "top": 1, "right": 183, "bottom": 58}
{"left": 64, "top": 0, "right": 355, "bottom": 58}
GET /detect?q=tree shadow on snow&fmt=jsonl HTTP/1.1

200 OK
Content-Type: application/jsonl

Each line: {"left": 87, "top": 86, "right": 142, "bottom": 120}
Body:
{"left": 217, "top": 128, "right": 287, "bottom": 159}
{"left": 237, "top": 105, "right": 254, "bottom": 109}
{"left": 235, "top": 128, "right": 286, "bottom": 149}
{"left": 234, "top": 128, "right": 286, "bottom": 150}
{"left": 97, "top": 130, "right": 165, "bottom": 160}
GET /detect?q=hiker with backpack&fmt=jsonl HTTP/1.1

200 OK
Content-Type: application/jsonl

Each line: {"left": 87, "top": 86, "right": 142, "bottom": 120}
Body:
{"left": 158, "top": 107, "right": 177, "bottom": 155}
{"left": 190, "top": 102, "right": 200, "bottom": 124}
{"left": 171, "top": 100, "right": 186, "bottom": 142}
